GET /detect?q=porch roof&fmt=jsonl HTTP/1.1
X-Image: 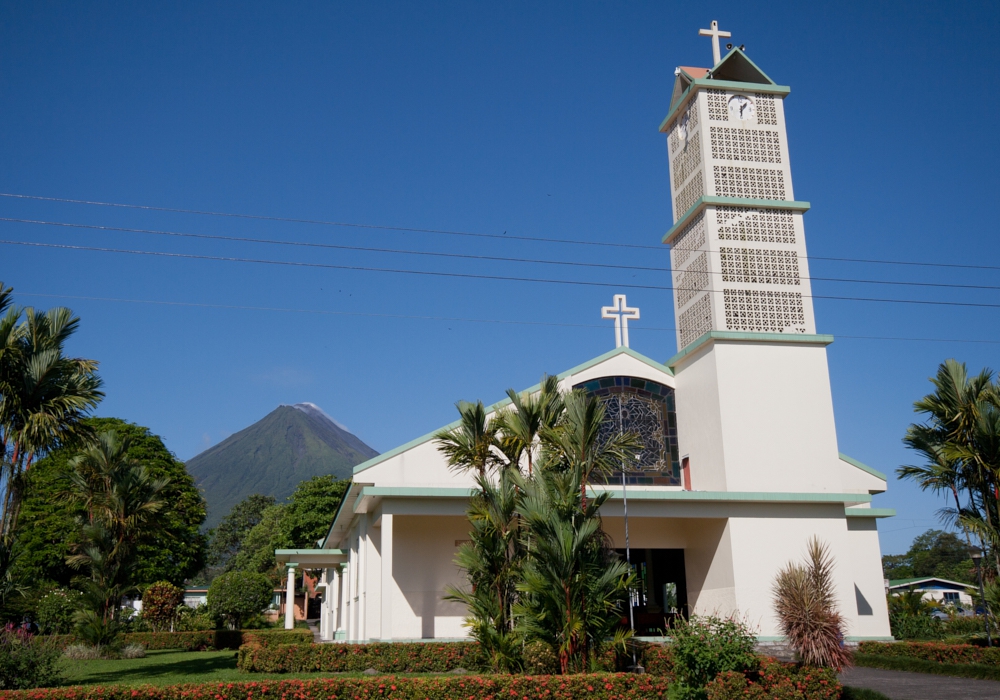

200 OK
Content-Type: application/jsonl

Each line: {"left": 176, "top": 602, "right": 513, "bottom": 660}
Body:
{"left": 274, "top": 548, "right": 347, "bottom": 567}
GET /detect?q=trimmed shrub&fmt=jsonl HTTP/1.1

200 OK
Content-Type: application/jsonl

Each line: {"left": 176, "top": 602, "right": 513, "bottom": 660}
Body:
{"left": 142, "top": 582, "right": 184, "bottom": 632}
{"left": 38, "top": 629, "right": 310, "bottom": 652}
{"left": 207, "top": 572, "right": 274, "bottom": 630}
{"left": 120, "top": 643, "right": 147, "bottom": 659}
{"left": 237, "top": 641, "right": 487, "bottom": 673}
{"left": 0, "top": 624, "right": 62, "bottom": 690}
{"left": 63, "top": 644, "right": 102, "bottom": 660}
{"left": 522, "top": 640, "right": 558, "bottom": 674}
{"left": 0, "top": 674, "right": 674, "bottom": 700}
{"left": 857, "top": 640, "right": 1000, "bottom": 665}
{"left": 240, "top": 629, "right": 313, "bottom": 647}
{"left": 34, "top": 589, "right": 84, "bottom": 635}
{"left": 637, "top": 643, "right": 674, "bottom": 675}
{"left": 668, "top": 615, "right": 759, "bottom": 697}
{"left": 706, "top": 658, "right": 841, "bottom": 700}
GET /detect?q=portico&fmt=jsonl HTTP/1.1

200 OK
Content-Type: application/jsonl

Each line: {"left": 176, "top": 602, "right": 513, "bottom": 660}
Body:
{"left": 275, "top": 548, "right": 347, "bottom": 638}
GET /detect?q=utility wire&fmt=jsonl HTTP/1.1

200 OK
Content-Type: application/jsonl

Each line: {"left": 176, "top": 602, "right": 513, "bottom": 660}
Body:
{"left": 18, "top": 291, "right": 1000, "bottom": 346}
{"left": 5, "top": 216, "right": 1000, "bottom": 294}
{"left": 7, "top": 238, "right": 1000, "bottom": 311}
{"left": 4, "top": 191, "right": 1000, "bottom": 273}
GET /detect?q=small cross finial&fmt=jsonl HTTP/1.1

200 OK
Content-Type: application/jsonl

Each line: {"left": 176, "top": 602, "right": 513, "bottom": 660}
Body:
{"left": 601, "top": 294, "right": 640, "bottom": 348}
{"left": 698, "top": 20, "right": 731, "bottom": 66}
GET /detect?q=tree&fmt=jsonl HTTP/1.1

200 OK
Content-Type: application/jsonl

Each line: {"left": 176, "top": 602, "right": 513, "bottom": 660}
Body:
{"left": 881, "top": 530, "right": 974, "bottom": 583}
{"left": 280, "top": 475, "right": 349, "bottom": 548}
{"left": 772, "top": 537, "right": 851, "bottom": 669}
{"left": 65, "top": 431, "right": 169, "bottom": 645}
{"left": 901, "top": 360, "right": 1000, "bottom": 577}
{"left": 207, "top": 571, "right": 273, "bottom": 630}
{"left": 14, "top": 418, "right": 207, "bottom": 588}
{"left": 229, "top": 505, "right": 287, "bottom": 579}
{"left": 142, "top": 581, "right": 184, "bottom": 632}
{"left": 207, "top": 494, "right": 276, "bottom": 569}
{"left": 0, "top": 283, "right": 104, "bottom": 604}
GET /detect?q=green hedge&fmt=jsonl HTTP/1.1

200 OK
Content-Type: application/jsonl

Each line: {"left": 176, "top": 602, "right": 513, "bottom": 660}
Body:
{"left": 37, "top": 629, "right": 312, "bottom": 652}
{"left": 0, "top": 675, "right": 673, "bottom": 700}
{"left": 706, "top": 658, "right": 841, "bottom": 700}
{"left": 237, "top": 641, "right": 487, "bottom": 673}
{"left": 857, "top": 640, "right": 1000, "bottom": 665}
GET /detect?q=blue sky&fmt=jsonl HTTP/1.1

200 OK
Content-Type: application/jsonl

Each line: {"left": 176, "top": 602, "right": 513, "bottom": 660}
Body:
{"left": 2, "top": 1, "right": 998, "bottom": 554}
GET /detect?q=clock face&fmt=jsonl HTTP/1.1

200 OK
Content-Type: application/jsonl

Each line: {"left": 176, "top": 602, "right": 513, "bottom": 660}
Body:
{"left": 728, "top": 95, "right": 756, "bottom": 121}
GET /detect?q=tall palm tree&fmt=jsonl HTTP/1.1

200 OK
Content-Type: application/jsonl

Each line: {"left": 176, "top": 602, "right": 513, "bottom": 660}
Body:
{"left": 433, "top": 400, "right": 501, "bottom": 478}
{"left": 495, "top": 375, "right": 563, "bottom": 475}
{"left": 65, "top": 431, "right": 168, "bottom": 640}
{"left": 0, "top": 286, "right": 104, "bottom": 542}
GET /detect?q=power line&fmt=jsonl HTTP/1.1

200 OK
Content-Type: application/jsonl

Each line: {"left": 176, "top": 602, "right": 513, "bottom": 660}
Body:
{"left": 7, "top": 238, "right": 1000, "bottom": 311}
{"left": 17, "top": 291, "right": 1000, "bottom": 346}
{"left": 4, "top": 191, "right": 1000, "bottom": 273}
{"left": 6, "top": 216, "right": 1000, "bottom": 294}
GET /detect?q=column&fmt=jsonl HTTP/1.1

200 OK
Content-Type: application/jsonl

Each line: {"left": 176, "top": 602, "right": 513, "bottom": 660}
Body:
{"left": 284, "top": 565, "right": 296, "bottom": 630}
{"left": 380, "top": 513, "right": 393, "bottom": 641}
{"left": 318, "top": 569, "right": 329, "bottom": 640}
{"left": 330, "top": 566, "right": 341, "bottom": 640}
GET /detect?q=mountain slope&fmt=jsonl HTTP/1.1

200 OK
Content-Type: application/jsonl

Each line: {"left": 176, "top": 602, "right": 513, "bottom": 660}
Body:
{"left": 187, "top": 403, "right": 378, "bottom": 529}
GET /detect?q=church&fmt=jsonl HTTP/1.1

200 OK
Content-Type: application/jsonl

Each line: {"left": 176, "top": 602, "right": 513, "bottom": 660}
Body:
{"left": 276, "top": 23, "right": 894, "bottom": 644}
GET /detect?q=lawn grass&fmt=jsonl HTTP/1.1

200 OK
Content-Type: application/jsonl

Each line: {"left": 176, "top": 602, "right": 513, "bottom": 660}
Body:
{"left": 854, "top": 653, "right": 1000, "bottom": 682}
{"left": 59, "top": 649, "right": 355, "bottom": 687}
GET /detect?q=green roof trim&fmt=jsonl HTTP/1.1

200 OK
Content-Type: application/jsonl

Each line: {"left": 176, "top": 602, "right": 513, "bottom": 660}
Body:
{"left": 839, "top": 453, "right": 888, "bottom": 481}
{"left": 663, "top": 197, "right": 811, "bottom": 244}
{"left": 275, "top": 549, "right": 346, "bottom": 556}
{"left": 888, "top": 577, "right": 974, "bottom": 589}
{"left": 845, "top": 507, "right": 895, "bottom": 518}
{"left": 666, "top": 331, "right": 834, "bottom": 369}
{"left": 352, "top": 346, "right": 674, "bottom": 475}
{"left": 359, "top": 485, "right": 871, "bottom": 505}
{"left": 710, "top": 47, "right": 778, "bottom": 85}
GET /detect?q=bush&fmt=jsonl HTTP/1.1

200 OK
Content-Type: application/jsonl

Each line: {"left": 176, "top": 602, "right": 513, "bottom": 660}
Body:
{"left": 142, "top": 582, "right": 184, "bottom": 632}
{"left": 890, "top": 613, "right": 943, "bottom": 640}
{"left": 34, "top": 589, "right": 84, "bottom": 635}
{"left": 0, "top": 674, "right": 678, "bottom": 700}
{"left": 38, "top": 628, "right": 311, "bottom": 652}
{"left": 240, "top": 629, "right": 313, "bottom": 647}
{"left": 174, "top": 604, "right": 215, "bottom": 632}
{"left": 237, "top": 641, "right": 486, "bottom": 673}
{"left": 667, "top": 615, "right": 759, "bottom": 699}
{"left": 207, "top": 571, "right": 274, "bottom": 630}
{"left": 120, "top": 643, "right": 147, "bottom": 659}
{"left": 944, "top": 615, "right": 987, "bottom": 637}
{"left": 706, "top": 657, "right": 841, "bottom": 700}
{"left": 0, "top": 624, "right": 62, "bottom": 690}
{"left": 63, "top": 644, "right": 102, "bottom": 660}
{"left": 857, "top": 640, "right": 1000, "bottom": 665}
{"left": 522, "top": 640, "right": 558, "bottom": 674}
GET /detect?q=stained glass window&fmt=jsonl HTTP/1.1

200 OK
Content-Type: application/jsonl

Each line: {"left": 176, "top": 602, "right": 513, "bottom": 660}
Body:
{"left": 572, "top": 376, "right": 681, "bottom": 486}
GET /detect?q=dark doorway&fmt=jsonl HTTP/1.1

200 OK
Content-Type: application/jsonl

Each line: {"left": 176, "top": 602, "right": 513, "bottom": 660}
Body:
{"left": 616, "top": 548, "right": 687, "bottom": 636}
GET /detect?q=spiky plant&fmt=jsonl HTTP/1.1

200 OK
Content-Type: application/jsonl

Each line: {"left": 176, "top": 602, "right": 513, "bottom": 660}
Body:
{"left": 772, "top": 537, "right": 852, "bottom": 669}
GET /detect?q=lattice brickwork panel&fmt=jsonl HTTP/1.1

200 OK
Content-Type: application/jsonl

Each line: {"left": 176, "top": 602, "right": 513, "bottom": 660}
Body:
{"left": 706, "top": 90, "right": 728, "bottom": 121}
{"left": 710, "top": 126, "right": 781, "bottom": 163}
{"left": 668, "top": 100, "right": 700, "bottom": 154}
{"left": 675, "top": 252, "right": 709, "bottom": 307}
{"left": 713, "top": 165, "right": 786, "bottom": 200}
{"left": 679, "top": 294, "right": 713, "bottom": 348}
{"left": 674, "top": 170, "right": 704, "bottom": 219}
{"left": 720, "top": 247, "right": 800, "bottom": 285}
{"left": 672, "top": 131, "right": 702, "bottom": 189}
{"left": 754, "top": 94, "right": 777, "bottom": 125}
{"left": 716, "top": 207, "right": 796, "bottom": 243}
{"left": 723, "top": 289, "right": 805, "bottom": 332}
{"left": 670, "top": 213, "right": 706, "bottom": 267}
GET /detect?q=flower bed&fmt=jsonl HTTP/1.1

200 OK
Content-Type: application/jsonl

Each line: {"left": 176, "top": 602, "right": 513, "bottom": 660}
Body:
{"left": 236, "top": 641, "right": 487, "bottom": 673}
{"left": 36, "top": 629, "right": 312, "bottom": 652}
{"left": 857, "top": 641, "right": 1000, "bottom": 665}
{"left": 707, "top": 658, "right": 841, "bottom": 700}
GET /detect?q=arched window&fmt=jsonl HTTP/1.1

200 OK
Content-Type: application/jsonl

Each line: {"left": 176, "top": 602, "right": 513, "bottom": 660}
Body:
{"left": 573, "top": 376, "right": 680, "bottom": 486}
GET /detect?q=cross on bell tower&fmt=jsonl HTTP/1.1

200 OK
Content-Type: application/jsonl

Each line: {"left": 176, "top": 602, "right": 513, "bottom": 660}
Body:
{"left": 698, "top": 19, "right": 731, "bottom": 66}
{"left": 601, "top": 294, "right": 640, "bottom": 348}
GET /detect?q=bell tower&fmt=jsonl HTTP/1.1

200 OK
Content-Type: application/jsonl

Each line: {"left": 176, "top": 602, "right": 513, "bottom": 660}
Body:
{"left": 663, "top": 25, "right": 843, "bottom": 495}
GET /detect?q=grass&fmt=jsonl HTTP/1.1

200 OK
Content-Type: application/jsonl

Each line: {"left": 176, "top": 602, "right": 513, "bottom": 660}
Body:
{"left": 854, "top": 653, "right": 1000, "bottom": 682}
{"left": 59, "top": 649, "right": 352, "bottom": 687}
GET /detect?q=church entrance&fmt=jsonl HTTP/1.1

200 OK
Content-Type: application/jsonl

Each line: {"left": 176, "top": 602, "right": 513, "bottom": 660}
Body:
{"left": 616, "top": 548, "right": 687, "bottom": 636}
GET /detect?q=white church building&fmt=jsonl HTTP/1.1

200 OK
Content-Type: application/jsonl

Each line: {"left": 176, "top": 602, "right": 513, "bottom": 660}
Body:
{"left": 276, "top": 24, "right": 894, "bottom": 644}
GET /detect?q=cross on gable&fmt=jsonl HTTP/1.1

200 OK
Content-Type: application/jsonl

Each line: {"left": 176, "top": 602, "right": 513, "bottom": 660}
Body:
{"left": 601, "top": 294, "right": 640, "bottom": 348}
{"left": 698, "top": 20, "right": 731, "bottom": 66}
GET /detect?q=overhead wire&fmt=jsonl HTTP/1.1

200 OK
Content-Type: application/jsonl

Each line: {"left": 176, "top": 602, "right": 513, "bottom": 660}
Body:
{"left": 4, "top": 191, "right": 1000, "bottom": 273}
{"left": 7, "top": 238, "right": 1000, "bottom": 311}
{"left": 4, "top": 216, "right": 1000, "bottom": 294}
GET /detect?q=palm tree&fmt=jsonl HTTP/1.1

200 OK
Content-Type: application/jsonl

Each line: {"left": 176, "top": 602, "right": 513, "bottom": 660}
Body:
{"left": 540, "top": 391, "right": 640, "bottom": 511}
{"left": 65, "top": 431, "right": 168, "bottom": 644}
{"left": 433, "top": 400, "right": 501, "bottom": 478}
{"left": 0, "top": 286, "right": 104, "bottom": 542}
{"left": 495, "top": 375, "right": 563, "bottom": 475}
